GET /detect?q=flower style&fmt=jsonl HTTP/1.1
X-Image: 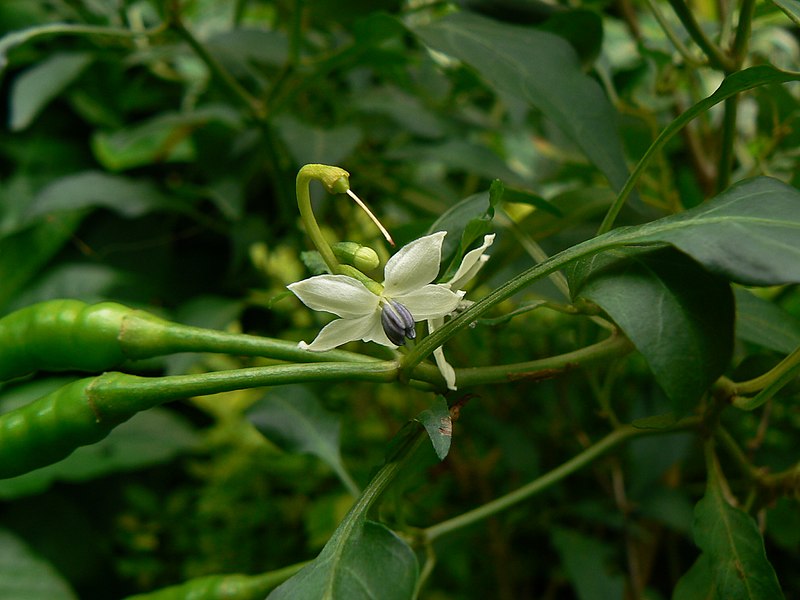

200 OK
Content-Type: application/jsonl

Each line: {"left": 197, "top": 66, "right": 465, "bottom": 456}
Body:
{"left": 288, "top": 232, "right": 463, "bottom": 352}
{"left": 428, "top": 233, "right": 495, "bottom": 391}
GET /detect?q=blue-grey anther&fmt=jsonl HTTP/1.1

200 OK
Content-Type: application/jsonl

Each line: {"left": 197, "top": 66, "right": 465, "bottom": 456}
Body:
{"left": 381, "top": 300, "right": 416, "bottom": 346}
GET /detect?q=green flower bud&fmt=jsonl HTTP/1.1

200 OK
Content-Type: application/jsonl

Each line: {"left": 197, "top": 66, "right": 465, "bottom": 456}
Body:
{"left": 332, "top": 242, "right": 380, "bottom": 271}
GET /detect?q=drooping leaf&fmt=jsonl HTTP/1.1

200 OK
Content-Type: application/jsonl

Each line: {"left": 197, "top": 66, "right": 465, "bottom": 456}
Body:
{"left": 0, "top": 528, "right": 77, "bottom": 599}
{"left": 413, "top": 11, "right": 631, "bottom": 194}
{"left": 673, "top": 554, "right": 715, "bottom": 600}
{"left": 551, "top": 528, "right": 625, "bottom": 600}
{"left": 22, "top": 171, "right": 187, "bottom": 226}
{"left": 90, "top": 106, "right": 242, "bottom": 171}
{"left": 0, "top": 212, "right": 84, "bottom": 314}
{"left": 734, "top": 288, "right": 800, "bottom": 354}
{"left": 602, "top": 177, "right": 800, "bottom": 286}
{"left": 568, "top": 247, "right": 734, "bottom": 414}
{"left": 691, "top": 472, "right": 784, "bottom": 599}
{"left": 247, "top": 386, "right": 358, "bottom": 495}
{"left": 9, "top": 52, "right": 92, "bottom": 131}
{"left": 768, "top": 0, "right": 800, "bottom": 27}
{"left": 414, "top": 395, "right": 452, "bottom": 460}
{"left": 275, "top": 116, "right": 362, "bottom": 167}
{"left": 268, "top": 520, "right": 417, "bottom": 600}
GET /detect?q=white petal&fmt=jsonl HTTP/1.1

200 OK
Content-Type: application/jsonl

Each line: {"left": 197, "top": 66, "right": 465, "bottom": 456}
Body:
{"left": 433, "top": 346, "right": 457, "bottom": 390}
{"left": 288, "top": 275, "right": 379, "bottom": 318}
{"left": 428, "top": 318, "right": 456, "bottom": 390}
{"left": 447, "top": 233, "right": 495, "bottom": 290}
{"left": 299, "top": 313, "right": 381, "bottom": 351}
{"left": 396, "top": 284, "right": 463, "bottom": 320}
{"left": 360, "top": 310, "right": 397, "bottom": 347}
{"left": 383, "top": 231, "right": 446, "bottom": 296}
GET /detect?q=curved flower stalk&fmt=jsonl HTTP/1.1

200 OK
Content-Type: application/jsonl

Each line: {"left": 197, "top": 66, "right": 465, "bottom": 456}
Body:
{"left": 288, "top": 232, "right": 464, "bottom": 353}
{"left": 429, "top": 234, "right": 495, "bottom": 390}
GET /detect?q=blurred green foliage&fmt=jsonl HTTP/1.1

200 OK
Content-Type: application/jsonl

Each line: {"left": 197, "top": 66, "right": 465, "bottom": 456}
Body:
{"left": 1, "top": 0, "right": 799, "bottom": 598}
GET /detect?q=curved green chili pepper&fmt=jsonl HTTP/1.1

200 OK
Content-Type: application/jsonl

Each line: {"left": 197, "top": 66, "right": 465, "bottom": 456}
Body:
{"left": 0, "top": 299, "right": 167, "bottom": 381}
{"left": 123, "top": 563, "right": 306, "bottom": 600}
{"left": 0, "top": 299, "right": 378, "bottom": 382}
{"left": 0, "top": 361, "right": 396, "bottom": 479}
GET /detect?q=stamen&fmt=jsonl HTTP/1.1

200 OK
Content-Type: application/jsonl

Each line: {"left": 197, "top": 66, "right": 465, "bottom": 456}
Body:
{"left": 346, "top": 189, "right": 395, "bottom": 246}
{"left": 381, "top": 300, "right": 416, "bottom": 346}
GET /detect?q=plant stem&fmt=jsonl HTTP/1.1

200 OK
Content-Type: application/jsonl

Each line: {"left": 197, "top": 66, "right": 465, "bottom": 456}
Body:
{"left": 733, "top": 344, "right": 800, "bottom": 410}
{"left": 169, "top": 9, "right": 266, "bottom": 120}
{"left": 730, "top": 0, "right": 756, "bottom": 65}
{"left": 717, "top": 96, "right": 738, "bottom": 192}
{"left": 424, "top": 418, "right": 699, "bottom": 541}
{"left": 295, "top": 165, "right": 351, "bottom": 275}
{"left": 409, "top": 334, "right": 633, "bottom": 389}
{"left": 122, "top": 315, "right": 380, "bottom": 364}
{"left": 642, "top": 0, "right": 704, "bottom": 67}
{"left": 93, "top": 361, "right": 398, "bottom": 409}
{"left": 665, "top": 0, "right": 735, "bottom": 71}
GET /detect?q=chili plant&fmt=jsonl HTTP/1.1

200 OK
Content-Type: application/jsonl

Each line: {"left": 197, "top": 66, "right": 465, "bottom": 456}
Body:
{"left": 1, "top": 1, "right": 799, "bottom": 599}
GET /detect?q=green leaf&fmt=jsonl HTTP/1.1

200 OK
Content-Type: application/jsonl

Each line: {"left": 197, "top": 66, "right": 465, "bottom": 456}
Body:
{"left": 0, "top": 528, "right": 78, "bottom": 599}
{"left": 414, "top": 395, "right": 452, "bottom": 460}
{"left": 268, "top": 422, "right": 427, "bottom": 600}
{"left": 0, "top": 212, "right": 84, "bottom": 314}
{"left": 275, "top": 116, "right": 362, "bottom": 167}
{"left": 268, "top": 520, "right": 417, "bottom": 600}
{"left": 673, "top": 555, "right": 715, "bottom": 600}
{"left": 769, "top": 0, "right": 800, "bottom": 26}
{"left": 247, "top": 386, "right": 359, "bottom": 496}
{"left": 22, "top": 171, "right": 185, "bottom": 225}
{"left": 691, "top": 473, "right": 784, "bottom": 599}
{"left": 9, "top": 52, "right": 92, "bottom": 131}
{"left": 91, "top": 106, "right": 242, "bottom": 171}
{"left": 414, "top": 11, "right": 631, "bottom": 193}
{"left": 551, "top": 529, "right": 625, "bottom": 600}
{"left": 604, "top": 177, "right": 800, "bottom": 286}
{"left": 428, "top": 190, "right": 494, "bottom": 271}
{"left": 569, "top": 247, "right": 734, "bottom": 414}
{"left": 734, "top": 288, "right": 800, "bottom": 354}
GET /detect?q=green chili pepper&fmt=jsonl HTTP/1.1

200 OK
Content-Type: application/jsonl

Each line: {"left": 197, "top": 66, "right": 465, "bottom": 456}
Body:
{"left": 0, "top": 299, "right": 379, "bottom": 382}
{"left": 122, "top": 563, "right": 306, "bottom": 600}
{"left": 0, "top": 299, "right": 168, "bottom": 381}
{"left": 0, "top": 362, "right": 395, "bottom": 479}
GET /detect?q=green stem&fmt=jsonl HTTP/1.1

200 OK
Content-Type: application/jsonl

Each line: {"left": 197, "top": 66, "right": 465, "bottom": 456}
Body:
{"left": 409, "top": 334, "right": 633, "bottom": 389}
{"left": 92, "top": 361, "right": 398, "bottom": 408}
{"left": 642, "top": 0, "right": 704, "bottom": 66}
{"left": 296, "top": 164, "right": 352, "bottom": 275}
{"left": 122, "top": 315, "right": 380, "bottom": 364}
{"left": 665, "top": 0, "right": 735, "bottom": 71}
{"left": 731, "top": 0, "right": 756, "bottom": 65}
{"left": 714, "top": 425, "right": 761, "bottom": 481}
{"left": 717, "top": 96, "right": 738, "bottom": 192}
{"left": 733, "top": 344, "right": 800, "bottom": 410}
{"left": 596, "top": 67, "right": 800, "bottom": 234}
{"left": 169, "top": 11, "right": 266, "bottom": 120}
{"left": 424, "top": 418, "right": 699, "bottom": 541}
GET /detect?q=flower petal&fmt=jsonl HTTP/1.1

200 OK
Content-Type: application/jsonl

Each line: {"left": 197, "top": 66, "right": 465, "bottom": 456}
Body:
{"left": 288, "top": 274, "right": 379, "bottom": 318}
{"left": 428, "top": 317, "right": 456, "bottom": 390}
{"left": 434, "top": 346, "right": 457, "bottom": 390}
{"left": 447, "top": 233, "right": 495, "bottom": 290}
{"left": 396, "top": 284, "right": 463, "bottom": 320}
{"left": 383, "top": 231, "right": 446, "bottom": 296}
{"left": 299, "top": 313, "right": 381, "bottom": 351}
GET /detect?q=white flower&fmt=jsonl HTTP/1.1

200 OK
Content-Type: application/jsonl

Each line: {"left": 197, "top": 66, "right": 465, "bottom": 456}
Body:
{"left": 429, "top": 233, "right": 495, "bottom": 390}
{"left": 288, "top": 232, "right": 463, "bottom": 352}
